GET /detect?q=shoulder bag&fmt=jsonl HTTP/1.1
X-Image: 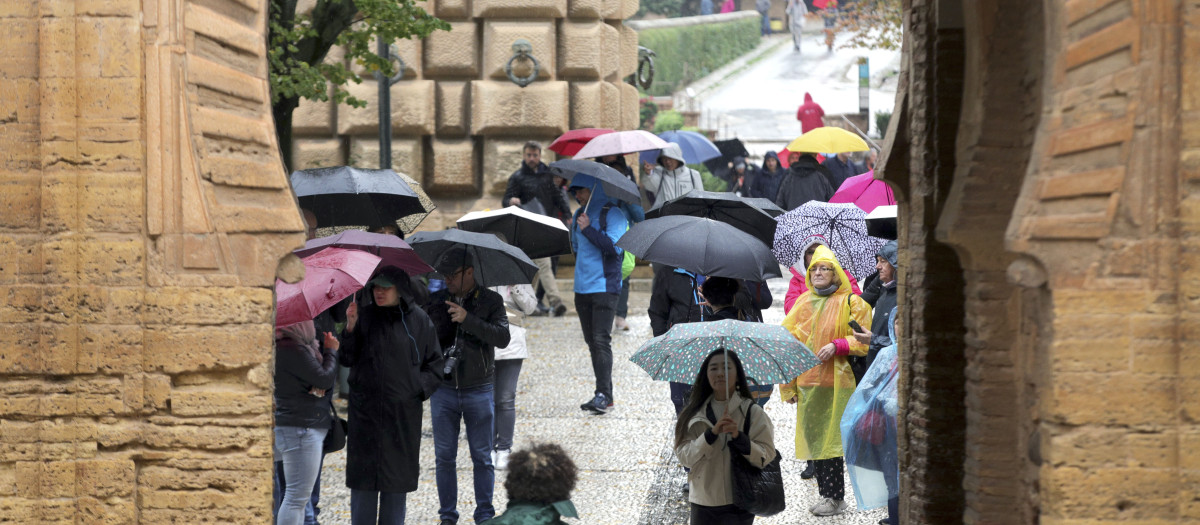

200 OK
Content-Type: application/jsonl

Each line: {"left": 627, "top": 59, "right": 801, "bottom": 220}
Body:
{"left": 731, "top": 402, "right": 785, "bottom": 516}
{"left": 322, "top": 396, "right": 348, "bottom": 454}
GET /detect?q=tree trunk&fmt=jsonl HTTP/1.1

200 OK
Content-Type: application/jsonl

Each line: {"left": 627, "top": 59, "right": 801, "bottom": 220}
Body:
{"left": 274, "top": 96, "right": 300, "bottom": 173}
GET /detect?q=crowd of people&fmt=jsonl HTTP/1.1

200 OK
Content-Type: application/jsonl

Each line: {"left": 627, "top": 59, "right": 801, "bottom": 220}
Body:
{"left": 271, "top": 126, "right": 898, "bottom": 525}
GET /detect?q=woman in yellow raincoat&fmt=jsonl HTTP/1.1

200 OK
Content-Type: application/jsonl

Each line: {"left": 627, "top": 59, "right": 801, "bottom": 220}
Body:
{"left": 779, "top": 245, "right": 871, "bottom": 517}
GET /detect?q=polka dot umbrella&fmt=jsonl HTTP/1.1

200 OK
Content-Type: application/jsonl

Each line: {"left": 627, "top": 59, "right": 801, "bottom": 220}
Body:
{"left": 629, "top": 319, "right": 821, "bottom": 385}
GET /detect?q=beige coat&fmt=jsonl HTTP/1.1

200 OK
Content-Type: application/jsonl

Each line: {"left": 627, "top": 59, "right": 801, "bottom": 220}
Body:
{"left": 674, "top": 393, "right": 777, "bottom": 507}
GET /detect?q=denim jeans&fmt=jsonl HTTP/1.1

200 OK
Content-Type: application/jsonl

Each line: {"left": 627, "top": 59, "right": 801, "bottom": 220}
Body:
{"left": 274, "top": 426, "right": 328, "bottom": 525}
{"left": 761, "top": 14, "right": 771, "bottom": 35}
{"left": 350, "top": 490, "right": 406, "bottom": 525}
{"left": 575, "top": 292, "right": 618, "bottom": 401}
{"left": 273, "top": 459, "right": 321, "bottom": 525}
{"left": 493, "top": 359, "right": 523, "bottom": 451}
{"left": 432, "top": 383, "right": 496, "bottom": 523}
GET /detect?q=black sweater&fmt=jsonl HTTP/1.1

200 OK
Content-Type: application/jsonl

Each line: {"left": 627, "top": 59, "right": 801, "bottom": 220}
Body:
{"left": 273, "top": 337, "right": 338, "bottom": 429}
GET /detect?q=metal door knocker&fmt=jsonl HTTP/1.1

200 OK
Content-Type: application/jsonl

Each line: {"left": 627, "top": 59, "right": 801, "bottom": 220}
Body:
{"left": 636, "top": 46, "right": 656, "bottom": 90}
{"left": 505, "top": 39, "right": 540, "bottom": 88}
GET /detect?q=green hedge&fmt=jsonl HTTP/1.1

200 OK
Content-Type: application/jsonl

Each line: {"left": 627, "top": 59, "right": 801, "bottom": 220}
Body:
{"left": 637, "top": 16, "right": 761, "bottom": 97}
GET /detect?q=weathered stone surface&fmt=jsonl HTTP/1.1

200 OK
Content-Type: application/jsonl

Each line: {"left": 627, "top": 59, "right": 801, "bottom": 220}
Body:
{"left": 432, "top": 0, "right": 472, "bottom": 19}
{"left": 558, "top": 22, "right": 606, "bottom": 80}
{"left": 619, "top": 81, "right": 640, "bottom": 131}
{"left": 618, "top": 24, "right": 638, "bottom": 78}
{"left": 336, "top": 80, "right": 436, "bottom": 136}
{"left": 470, "top": 81, "right": 569, "bottom": 135}
{"left": 424, "top": 22, "right": 479, "bottom": 77}
{"left": 427, "top": 139, "right": 479, "bottom": 195}
{"left": 567, "top": 0, "right": 603, "bottom": 19}
{"left": 482, "top": 21, "right": 556, "bottom": 82}
{"left": 291, "top": 138, "right": 343, "bottom": 170}
{"left": 348, "top": 137, "right": 424, "bottom": 178}
{"left": 473, "top": 0, "right": 566, "bottom": 18}
{"left": 292, "top": 90, "right": 335, "bottom": 135}
{"left": 436, "top": 81, "right": 470, "bottom": 136}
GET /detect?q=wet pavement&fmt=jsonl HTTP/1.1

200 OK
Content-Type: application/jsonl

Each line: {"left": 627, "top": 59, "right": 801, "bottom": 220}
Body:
{"left": 313, "top": 278, "right": 887, "bottom": 524}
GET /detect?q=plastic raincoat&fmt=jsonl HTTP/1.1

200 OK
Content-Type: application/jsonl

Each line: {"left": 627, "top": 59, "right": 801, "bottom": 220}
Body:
{"left": 778, "top": 245, "right": 871, "bottom": 460}
{"left": 840, "top": 307, "right": 899, "bottom": 510}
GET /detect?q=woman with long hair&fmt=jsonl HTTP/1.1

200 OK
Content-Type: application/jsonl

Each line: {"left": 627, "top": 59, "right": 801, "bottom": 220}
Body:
{"left": 674, "top": 349, "right": 777, "bottom": 524}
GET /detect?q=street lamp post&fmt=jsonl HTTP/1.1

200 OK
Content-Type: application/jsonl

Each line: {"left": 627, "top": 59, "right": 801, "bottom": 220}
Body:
{"left": 375, "top": 37, "right": 406, "bottom": 169}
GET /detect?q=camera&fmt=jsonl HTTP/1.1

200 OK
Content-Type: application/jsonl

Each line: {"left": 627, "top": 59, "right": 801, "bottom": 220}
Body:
{"left": 442, "top": 344, "right": 461, "bottom": 377}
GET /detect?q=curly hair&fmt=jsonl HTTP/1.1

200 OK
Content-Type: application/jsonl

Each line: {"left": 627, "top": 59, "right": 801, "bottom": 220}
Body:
{"left": 504, "top": 443, "right": 578, "bottom": 504}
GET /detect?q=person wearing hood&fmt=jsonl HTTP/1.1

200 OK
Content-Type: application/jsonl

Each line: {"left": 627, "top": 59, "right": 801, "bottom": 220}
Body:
{"left": 822, "top": 152, "right": 857, "bottom": 190}
{"left": 339, "top": 266, "right": 444, "bottom": 524}
{"left": 727, "top": 156, "right": 754, "bottom": 196}
{"left": 569, "top": 175, "right": 630, "bottom": 415}
{"left": 780, "top": 246, "right": 872, "bottom": 517}
{"left": 850, "top": 241, "right": 898, "bottom": 382}
{"left": 774, "top": 152, "right": 834, "bottom": 211}
{"left": 796, "top": 92, "right": 825, "bottom": 133}
{"left": 784, "top": 235, "right": 862, "bottom": 313}
{"left": 644, "top": 143, "right": 704, "bottom": 207}
{"left": 752, "top": 150, "right": 786, "bottom": 200}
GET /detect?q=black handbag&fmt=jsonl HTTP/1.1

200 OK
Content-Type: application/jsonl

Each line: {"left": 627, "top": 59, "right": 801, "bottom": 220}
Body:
{"left": 322, "top": 398, "right": 347, "bottom": 454}
{"left": 730, "top": 402, "right": 786, "bottom": 516}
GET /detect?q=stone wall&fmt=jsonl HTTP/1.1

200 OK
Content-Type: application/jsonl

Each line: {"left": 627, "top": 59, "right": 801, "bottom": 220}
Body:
{"left": 0, "top": 0, "right": 305, "bottom": 522}
{"left": 290, "top": 0, "right": 642, "bottom": 230}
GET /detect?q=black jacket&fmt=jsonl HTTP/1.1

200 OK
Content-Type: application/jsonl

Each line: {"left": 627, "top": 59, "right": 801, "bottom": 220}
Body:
{"left": 274, "top": 336, "right": 338, "bottom": 429}
{"left": 734, "top": 280, "right": 773, "bottom": 322}
{"left": 866, "top": 282, "right": 898, "bottom": 367}
{"left": 753, "top": 152, "right": 786, "bottom": 201}
{"left": 503, "top": 162, "right": 572, "bottom": 220}
{"left": 426, "top": 286, "right": 510, "bottom": 389}
{"left": 339, "top": 299, "right": 443, "bottom": 493}
{"left": 774, "top": 155, "right": 834, "bottom": 211}
{"left": 821, "top": 155, "right": 857, "bottom": 191}
{"left": 649, "top": 265, "right": 703, "bottom": 336}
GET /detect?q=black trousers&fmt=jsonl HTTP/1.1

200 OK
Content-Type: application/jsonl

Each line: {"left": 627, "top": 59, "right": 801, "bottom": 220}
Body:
{"left": 813, "top": 457, "right": 845, "bottom": 500}
{"left": 575, "top": 292, "right": 618, "bottom": 401}
{"left": 690, "top": 503, "right": 753, "bottom": 525}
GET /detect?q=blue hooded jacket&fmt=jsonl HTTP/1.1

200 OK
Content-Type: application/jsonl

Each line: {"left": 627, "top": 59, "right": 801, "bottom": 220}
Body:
{"left": 569, "top": 174, "right": 628, "bottom": 295}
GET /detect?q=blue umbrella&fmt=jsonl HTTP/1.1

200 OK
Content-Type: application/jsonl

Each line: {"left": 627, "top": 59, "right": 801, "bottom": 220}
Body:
{"left": 638, "top": 130, "right": 723, "bottom": 165}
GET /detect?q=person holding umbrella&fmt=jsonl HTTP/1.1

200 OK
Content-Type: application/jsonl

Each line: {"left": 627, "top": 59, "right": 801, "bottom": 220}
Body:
{"left": 779, "top": 245, "right": 872, "bottom": 517}
{"left": 503, "top": 141, "right": 572, "bottom": 318}
{"left": 568, "top": 173, "right": 631, "bottom": 415}
{"left": 644, "top": 143, "right": 704, "bottom": 207}
{"left": 339, "top": 265, "right": 444, "bottom": 525}
{"left": 598, "top": 154, "right": 645, "bottom": 333}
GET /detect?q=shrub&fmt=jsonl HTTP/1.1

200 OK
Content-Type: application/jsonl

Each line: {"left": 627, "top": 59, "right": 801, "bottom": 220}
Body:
{"left": 653, "top": 110, "right": 685, "bottom": 133}
{"left": 636, "top": 16, "right": 761, "bottom": 97}
{"left": 874, "top": 111, "right": 892, "bottom": 138}
{"left": 640, "top": 99, "right": 660, "bottom": 130}
{"left": 697, "top": 163, "right": 728, "bottom": 192}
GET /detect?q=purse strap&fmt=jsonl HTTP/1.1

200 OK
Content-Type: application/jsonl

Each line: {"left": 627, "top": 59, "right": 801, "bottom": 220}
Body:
{"left": 741, "top": 399, "right": 754, "bottom": 435}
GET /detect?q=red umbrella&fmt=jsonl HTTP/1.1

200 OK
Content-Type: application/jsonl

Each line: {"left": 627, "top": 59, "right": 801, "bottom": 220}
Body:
{"left": 549, "top": 128, "right": 615, "bottom": 157}
{"left": 276, "top": 247, "right": 381, "bottom": 327}
{"left": 777, "top": 148, "right": 824, "bottom": 169}
{"left": 813, "top": 0, "right": 832, "bottom": 9}
{"left": 829, "top": 171, "right": 896, "bottom": 213}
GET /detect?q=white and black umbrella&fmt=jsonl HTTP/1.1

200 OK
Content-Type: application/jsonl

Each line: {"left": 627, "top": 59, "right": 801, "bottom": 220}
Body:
{"left": 456, "top": 207, "right": 570, "bottom": 259}
{"left": 773, "top": 202, "right": 886, "bottom": 280}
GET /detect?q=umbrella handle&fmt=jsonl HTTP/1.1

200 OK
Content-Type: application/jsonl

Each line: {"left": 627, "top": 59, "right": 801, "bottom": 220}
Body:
{"left": 582, "top": 182, "right": 597, "bottom": 216}
{"left": 326, "top": 278, "right": 336, "bottom": 299}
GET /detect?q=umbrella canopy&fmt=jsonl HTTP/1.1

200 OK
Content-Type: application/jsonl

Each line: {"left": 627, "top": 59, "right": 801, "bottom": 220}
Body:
{"left": 408, "top": 229, "right": 538, "bottom": 287}
{"left": 617, "top": 216, "right": 781, "bottom": 281}
{"left": 456, "top": 207, "right": 571, "bottom": 259}
{"left": 773, "top": 201, "right": 886, "bottom": 280}
{"left": 741, "top": 197, "right": 786, "bottom": 218}
{"left": 630, "top": 319, "right": 821, "bottom": 384}
{"left": 702, "top": 138, "right": 751, "bottom": 185}
{"left": 777, "top": 149, "right": 827, "bottom": 169}
{"left": 291, "top": 166, "right": 425, "bottom": 229}
{"left": 548, "top": 159, "right": 641, "bottom": 204}
{"left": 829, "top": 171, "right": 896, "bottom": 213}
{"left": 865, "top": 204, "right": 898, "bottom": 240}
{"left": 785, "top": 127, "right": 870, "bottom": 155}
{"left": 549, "top": 128, "right": 614, "bottom": 157}
{"left": 393, "top": 171, "right": 437, "bottom": 233}
{"left": 573, "top": 129, "right": 670, "bottom": 159}
{"left": 638, "top": 130, "right": 722, "bottom": 165}
{"left": 645, "top": 190, "right": 777, "bottom": 246}
{"left": 276, "top": 247, "right": 382, "bottom": 327}
{"left": 295, "top": 230, "right": 434, "bottom": 276}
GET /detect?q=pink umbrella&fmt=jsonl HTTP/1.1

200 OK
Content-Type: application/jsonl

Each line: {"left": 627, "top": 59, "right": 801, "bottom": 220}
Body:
{"left": 276, "top": 247, "right": 382, "bottom": 327}
{"left": 549, "top": 128, "right": 614, "bottom": 157}
{"left": 828, "top": 170, "right": 896, "bottom": 213}
{"left": 573, "top": 130, "right": 670, "bottom": 159}
{"left": 295, "top": 230, "right": 433, "bottom": 276}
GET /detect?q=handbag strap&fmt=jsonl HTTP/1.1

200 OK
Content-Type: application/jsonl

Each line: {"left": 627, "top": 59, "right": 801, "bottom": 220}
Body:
{"left": 741, "top": 400, "right": 754, "bottom": 435}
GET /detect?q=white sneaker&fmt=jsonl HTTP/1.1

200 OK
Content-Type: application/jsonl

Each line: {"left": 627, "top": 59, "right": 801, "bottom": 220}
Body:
{"left": 494, "top": 449, "right": 510, "bottom": 470}
{"left": 810, "top": 498, "right": 847, "bottom": 516}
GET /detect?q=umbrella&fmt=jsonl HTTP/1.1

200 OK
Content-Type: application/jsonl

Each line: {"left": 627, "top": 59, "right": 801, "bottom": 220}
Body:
{"left": 865, "top": 204, "right": 898, "bottom": 240}
{"left": 703, "top": 138, "right": 751, "bottom": 185}
{"left": 548, "top": 159, "right": 641, "bottom": 205}
{"left": 408, "top": 229, "right": 538, "bottom": 287}
{"left": 295, "top": 230, "right": 434, "bottom": 276}
{"left": 573, "top": 130, "right": 670, "bottom": 159}
{"left": 617, "top": 216, "right": 781, "bottom": 281}
{"left": 276, "top": 247, "right": 382, "bottom": 327}
{"left": 829, "top": 171, "right": 896, "bottom": 213}
{"left": 785, "top": 127, "right": 870, "bottom": 155}
{"left": 774, "top": 201, "right": 886, "bottom": 280}
{"left": 456, "top": 207, "right": 571, "bottom": 259}
{"left": 630, "top": 319, "right": 821, "bottom": 385}
{"left": 777, "top": 149, "right": 826, "bottom": 169}
{"left": 742, "top": 197, "right": 786, "bottom": 218}
{"left": 549, "top": 128, "right": 614, "bottom": 157}
{"left": 291, "top": 166, "right": 425, "bottom": 229}
{"left": 393, "top": 171, "right": 437, "bottom": 234}
{"left": 645, "top": 190, "right": 777, "bottom": 246}
{"left": 638, "top": 130, "right": 722, "bottom": 165}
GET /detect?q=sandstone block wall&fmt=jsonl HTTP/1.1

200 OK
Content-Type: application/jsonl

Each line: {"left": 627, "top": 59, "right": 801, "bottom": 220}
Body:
{"left": 290, "top": 0, "right": 640, "bottom": 229}
{"left": 0, "top": 0, "right": 305, "bottom": 522}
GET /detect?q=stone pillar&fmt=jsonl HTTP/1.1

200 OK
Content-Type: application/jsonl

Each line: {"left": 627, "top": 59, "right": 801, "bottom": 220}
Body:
{"left": 0, "top": 0, "right": 305, "bottom": 522}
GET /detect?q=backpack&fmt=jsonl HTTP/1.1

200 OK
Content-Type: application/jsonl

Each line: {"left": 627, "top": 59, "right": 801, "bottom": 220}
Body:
{"left": 598, "top": 203, "right": 636, "bottom": 280}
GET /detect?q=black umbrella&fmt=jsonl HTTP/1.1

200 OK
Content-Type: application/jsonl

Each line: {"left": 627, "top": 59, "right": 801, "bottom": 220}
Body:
{"left": 290, "top": 166, "right": 425, "bottom": 228}
{"left": 616, "top": 216, "right": 782, "bottom": 281}
{"left": 703, "top": 138, "right": 751, "bottom": 186}
{"left": 408, "top": 229, "right": 539, "bottom": 287}
{"left": 645, "top": 190, "right": 777, "bottom": 246}
{"left": 547, "top": 159, "right": 641, "bottom": 204}
{"left": 742, "top": 197, "right": 786, "bottom": 217}
{"left": 456, "top": 207, "right": 571, "bottom": 259}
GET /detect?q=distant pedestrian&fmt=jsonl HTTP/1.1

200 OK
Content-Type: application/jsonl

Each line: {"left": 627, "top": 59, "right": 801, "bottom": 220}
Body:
{"left": 490, "top": 283, "right": 539, "bottom": 471}
{"left": 504, "top": 141, "right": 571, "bottom": 318}
{"left": 855, "top": 148, "right": 878, "bottom": 174}
{"left": 774, "top": 152, "right": 834, "bottom": 211}
{"left": 822, "top": 0, "right": 839, "bottom": 52}
{"left": 701, "top": 0, "right": 714, "bottom": 15}
{"left": 487, "top": 443, "right": 580, "bottom": 525}
{"left": 644, "top": 143, "right": 704, "bottom": 207}
{"left": 752, "top": 151, "right": 786, "bottom": 200}
{"left": 756, "top": 0, "right": 772, "bottom": 35}
{"left": 675, "top": 348, "right": 777, "bottom": 525}
{"left": 796, "top": 92, "right": 825, "bottom": 133}
{"left": 728, "top": 156, "right": 754, "bottom": 196}
{"left": 720, "top": 0, "right": 736, "bottom": 13}
{"left": 340, "top": 266, "right": 444, "bottom": 525}
{"left": 787, "top": 0, "right": 808, "bottom": 51}
{"left": 821, "top": 152, "right": 856, "bottom": 190}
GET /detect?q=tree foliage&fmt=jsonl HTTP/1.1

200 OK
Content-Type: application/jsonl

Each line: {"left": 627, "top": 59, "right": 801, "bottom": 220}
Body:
{"left": 837, "top": 0, "right": 903, "bottom": 51}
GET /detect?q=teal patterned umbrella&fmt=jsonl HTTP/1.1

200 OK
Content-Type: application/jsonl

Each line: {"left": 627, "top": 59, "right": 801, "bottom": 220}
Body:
{"left": 630, "top": 319, "right": 820, "bottom": 384}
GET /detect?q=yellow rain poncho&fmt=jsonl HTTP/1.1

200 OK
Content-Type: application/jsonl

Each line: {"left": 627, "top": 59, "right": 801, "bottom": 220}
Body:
{"left": 779, "top": 245, "right": 871, "bottom": 460}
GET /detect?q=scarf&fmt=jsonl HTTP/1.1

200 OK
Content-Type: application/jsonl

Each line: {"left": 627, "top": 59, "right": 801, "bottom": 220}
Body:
{"left": 277, "top": 320, "right": 321, "bottom": 360}
{"left": 815, "top": 282, "right": 840, "bottom": 296}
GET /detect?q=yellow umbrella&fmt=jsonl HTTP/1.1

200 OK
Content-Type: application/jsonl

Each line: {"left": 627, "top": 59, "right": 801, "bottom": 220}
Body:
{"left": 785, "top": 127, "right": 870, "bottom": 154}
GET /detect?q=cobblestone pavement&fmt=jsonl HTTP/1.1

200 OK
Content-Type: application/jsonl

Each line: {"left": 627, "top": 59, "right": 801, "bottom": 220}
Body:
{"left": 316, "top": 278, "right": 887, "bottom": 524}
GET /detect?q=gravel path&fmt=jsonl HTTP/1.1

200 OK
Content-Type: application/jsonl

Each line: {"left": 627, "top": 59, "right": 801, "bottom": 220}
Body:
{"left": 314, "top": 279, "right": 887, "bottom": 524}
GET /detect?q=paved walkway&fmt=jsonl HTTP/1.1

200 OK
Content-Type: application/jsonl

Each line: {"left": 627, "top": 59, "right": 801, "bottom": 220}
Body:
{"left": 314, "top": 279, "right": 886, "bottom": 524}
